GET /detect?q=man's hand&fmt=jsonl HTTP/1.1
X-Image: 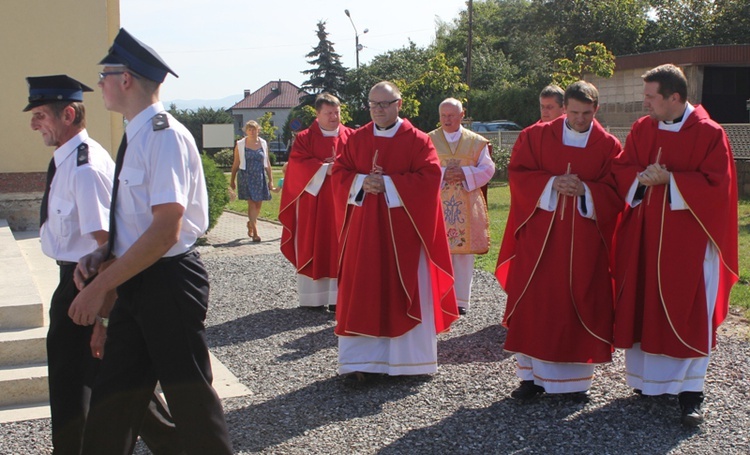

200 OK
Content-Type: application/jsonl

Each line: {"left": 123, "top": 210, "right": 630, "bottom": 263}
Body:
{"left": 637, "top": 164, "right": 670, "bottom": 186}
{"left": 74, "top": 244, "right": 109, "bottom": 291}
{"left": 444, "top": 165, "right": 465, "bottom": 184}
{"left": 69, "top": 280, "right": 107, "bottom": 326}
{"left": 363, "top": 173, "right": 385, "bottom": 194}
{"left": 90, "top": 320, "right": 107, "bottom": 359}
{"left": 553, "top": 174, "right": 584, "bottom": 197}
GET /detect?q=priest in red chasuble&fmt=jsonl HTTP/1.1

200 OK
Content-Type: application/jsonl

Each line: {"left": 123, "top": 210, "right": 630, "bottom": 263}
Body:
{"left": 496, "top": 81, "right": 623, "bottom": 400}
{"left": 331, "top": 81, "right": 459, "bottom": 380}
{"left": 428, "top": 98, "right": 494, "bottom": 315}
{"left": 611, "top": 64, "right": 738, "bottom": 427}
{"left": 279, "top": 93, "right": 353, "bottom": 312}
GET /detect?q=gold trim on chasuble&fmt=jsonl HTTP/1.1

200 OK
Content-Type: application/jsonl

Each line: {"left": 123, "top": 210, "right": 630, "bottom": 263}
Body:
{"left": 431, "top": 130, "right": 490, "bottom": 255}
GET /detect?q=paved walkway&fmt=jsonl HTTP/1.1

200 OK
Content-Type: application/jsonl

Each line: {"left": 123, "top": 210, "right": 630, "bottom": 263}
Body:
{"left": 198, "top": 212, "right": 283, "bottom": 258}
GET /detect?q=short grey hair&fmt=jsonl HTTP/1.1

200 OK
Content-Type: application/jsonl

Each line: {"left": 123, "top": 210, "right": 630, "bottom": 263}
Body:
{"left": 439, "top": 97, "right": 463, "bottom": 112}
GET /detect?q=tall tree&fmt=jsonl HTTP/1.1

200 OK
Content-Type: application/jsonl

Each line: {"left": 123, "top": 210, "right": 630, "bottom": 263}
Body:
{"left": 552, "top": 42, "right": 616, "bottom": 88}
{"left": 341, "top": 42, "right": 436, "bottom": 127}
{"left": 641, "top": 0, "right": 718, "bottom": 51}
{"left": 300, "top": 21, "right": 347, "bottom": 106}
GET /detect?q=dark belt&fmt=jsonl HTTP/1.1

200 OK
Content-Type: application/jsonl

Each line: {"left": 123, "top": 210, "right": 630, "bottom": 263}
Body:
{"left": 56, "top": 260, "right": 77, "bottom": 267}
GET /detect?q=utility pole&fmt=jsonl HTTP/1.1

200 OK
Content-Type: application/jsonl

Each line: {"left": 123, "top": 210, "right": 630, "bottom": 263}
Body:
{"left": 466, "top": 0, "right": 473, "bottom": 119}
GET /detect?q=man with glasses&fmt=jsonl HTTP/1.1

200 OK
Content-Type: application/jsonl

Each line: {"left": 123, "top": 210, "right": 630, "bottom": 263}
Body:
{"left": 67, "top": 28, "right": 233, "bottom": 454}
{"left": 331, "top": 81, "right": 459, "bottom": 382}
{"left": 428, "top": 98, "right": 494, "bottom": 315}
{"left": 25, "top": 74, "right": 182, "bottom": 455}
{"left": 539, "top": 85, "right": 565, "bottom": 123}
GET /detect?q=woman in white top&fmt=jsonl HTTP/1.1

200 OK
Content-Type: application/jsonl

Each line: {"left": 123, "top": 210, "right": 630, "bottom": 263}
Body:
{"left": 230, "top": 120, "right": 274, "bottom": 241}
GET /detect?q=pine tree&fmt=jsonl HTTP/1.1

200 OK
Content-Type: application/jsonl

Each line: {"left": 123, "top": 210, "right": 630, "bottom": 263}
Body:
{"left": 300, "top": 21, "right": 347, "bottom": 106}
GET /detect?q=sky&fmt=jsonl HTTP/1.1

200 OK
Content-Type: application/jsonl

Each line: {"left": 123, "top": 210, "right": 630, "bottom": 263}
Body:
{"left": 121, "top": 0, "right": 466, "bottom": 105}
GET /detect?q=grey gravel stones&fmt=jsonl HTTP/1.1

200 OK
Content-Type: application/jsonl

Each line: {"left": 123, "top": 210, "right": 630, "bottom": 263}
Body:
{"left": 2, "top": 252, "right": 749, "bottom": 454}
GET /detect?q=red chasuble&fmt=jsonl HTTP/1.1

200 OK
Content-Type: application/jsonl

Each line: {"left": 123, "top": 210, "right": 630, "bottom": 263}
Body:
{"left": 279, "top": 120, "right": 353, "bottom": 279}
{"left": 331, "top": 119, "right": 459, "bottom": 338}
{"left": 611, "top": 105, "right": 738, "bottom": 358}
{"left": 495, "top": 117, "right": 623, "bottom": 363}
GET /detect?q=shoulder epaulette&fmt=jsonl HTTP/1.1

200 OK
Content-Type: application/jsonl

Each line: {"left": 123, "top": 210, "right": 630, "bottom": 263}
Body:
{"left": 76, "top": 143, "right": 89, "bottom": 166}
{"left": 152, "top": 113, "right": 169, "bottom": 131}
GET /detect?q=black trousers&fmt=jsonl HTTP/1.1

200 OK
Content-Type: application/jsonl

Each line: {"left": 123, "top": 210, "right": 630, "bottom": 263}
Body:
{"left": 48, "top": 264, "right": 184, "bottom": 455}
{"left": 81, "top": 251, "right": 233, "bottom": 455}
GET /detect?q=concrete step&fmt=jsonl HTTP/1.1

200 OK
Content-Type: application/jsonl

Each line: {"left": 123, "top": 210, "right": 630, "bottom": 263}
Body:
{"left": 0, "top": 364, "right": 48, "bottom": 408}
{"left": 0, "top": 327, "right": 47, "bottom": 366}
{"left": 0, "top": 220, "right": 45, "bottom": 330}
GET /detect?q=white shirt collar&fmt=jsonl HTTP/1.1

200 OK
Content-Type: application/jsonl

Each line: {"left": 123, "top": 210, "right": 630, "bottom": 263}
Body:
{"left": 320, "top": 125, "right": 339, "bottom": 137}
{"left": 373, "top": 118, "right": 403, "bottom": 138}
{"left": 125, "top": 102, "right": 165, "bottom": 140}
{"left": 442, "top": 126, "right": 463, "bottom": 143}
{"left": 54, "top": 129, "right": 89, "bottom": 166}
{"left": 659, "top": 103, "right": 694, "bottom": 132}
{"left": 562, "top": 119, "right": 592, "bottom": 148}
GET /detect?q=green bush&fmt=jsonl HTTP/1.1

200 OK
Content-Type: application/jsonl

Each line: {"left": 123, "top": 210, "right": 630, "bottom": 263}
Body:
{"left": 268, "top": 152, "right": 277, "bottom": 166}
{"left": 488, "top": 137, "right": 511, "bottom": 181}
{"left": 201, "top": 153, "right": 229, "bottom": 232}
{"left": 213, "top": 148, "right": 234, "bottom": 168}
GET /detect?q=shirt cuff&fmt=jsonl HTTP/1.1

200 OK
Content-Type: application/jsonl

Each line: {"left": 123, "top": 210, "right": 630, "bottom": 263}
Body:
{"left": 669, "top": 173, "right": 687, "bottom": 210}
{"left": 348, "top": 174, "right": 367, "bottom": 206}
{"left": 383, "top": 176, "right": 402, "bottom": 208}
{"left": 538, "top": 177, "right": 557, "bottom": 212}
{"left": 304, "top": 163, "right": 329, "bottom": 196}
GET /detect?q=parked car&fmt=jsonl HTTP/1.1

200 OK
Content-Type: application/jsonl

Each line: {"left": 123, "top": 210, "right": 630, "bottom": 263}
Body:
{"left": 267, "top": 141, "right": 289, "bottom": 162}
{"left": 470, "top": 120, "right": 522, "bottom": 132}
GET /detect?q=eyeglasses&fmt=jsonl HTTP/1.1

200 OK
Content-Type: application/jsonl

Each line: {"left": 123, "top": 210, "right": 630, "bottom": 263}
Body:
{"left": 98, "top": 71, "right": 140, "bottom": 81}
{"left": 98, "top": 71, "right": 126, "bottom": 81}
{"left": 368, "top": 99, "right": 400, "bottom": 109}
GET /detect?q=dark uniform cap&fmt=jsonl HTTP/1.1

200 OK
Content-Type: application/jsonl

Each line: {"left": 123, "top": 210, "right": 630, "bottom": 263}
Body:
{"left": 23, "top": 75, "right": 93, "bottom": 112}
{"left": 99, "top": 28, "right": 178, "bottom": 83}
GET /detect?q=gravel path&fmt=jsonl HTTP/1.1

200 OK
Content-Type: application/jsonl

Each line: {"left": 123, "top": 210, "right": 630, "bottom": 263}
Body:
{"left": 2, "top": 252, "right": 749, "bottom": 454}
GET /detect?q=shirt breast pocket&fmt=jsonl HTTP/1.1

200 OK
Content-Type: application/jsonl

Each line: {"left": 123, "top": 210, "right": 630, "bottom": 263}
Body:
{"left": 118, "top": 167, "right": 148, "bottom": 215}
{"left": 49, "top": 196, "right": 75, "bottom": 238}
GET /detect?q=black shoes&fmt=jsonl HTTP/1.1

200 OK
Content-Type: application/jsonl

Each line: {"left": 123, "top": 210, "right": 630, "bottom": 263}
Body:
{"left": 458, "top": 307, "right": 467, "bottom": 315}
{"left": 328, "top": 304, "right": 337, "bottom": 313}
{"left": 678, "top": 391, "right": 705, "bottom": 427}
{"left": 510, "top": 381, "right": 545, "bottom": 401}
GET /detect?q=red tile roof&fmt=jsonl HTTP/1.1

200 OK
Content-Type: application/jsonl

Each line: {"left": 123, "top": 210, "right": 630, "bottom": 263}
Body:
{"left": 230, "top": 80, "right": 308, "bottom": 109}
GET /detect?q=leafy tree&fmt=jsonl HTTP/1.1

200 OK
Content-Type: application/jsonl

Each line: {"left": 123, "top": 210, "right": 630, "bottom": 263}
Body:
{"left": 256, "top": 112, "right": 277, "bottom": 143}
{"left": 641, "top": 0, "right": 718, "bottom": 51}
{"left": 531, "top": 0, "right": 649, "bottom": 57}
{"left": 406, "top": 53, "right": 469, "bottom": 131}
{"left": 300, "top": 21, "right": 348, "bottom": 105}
{"left": 167, "top": 104, "right": 233, "bottom": 152}
{"left": 705, "top": 0, "right": 750, "bottom": 45}
{"left": 341, "top": 42, "right": 436, "bottom": 127}
{"left": 552, "top": 42, "right": 615, "bottom": 88}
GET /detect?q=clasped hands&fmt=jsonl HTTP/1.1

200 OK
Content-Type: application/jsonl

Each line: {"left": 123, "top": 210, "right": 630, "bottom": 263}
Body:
{"left": 637, "top": 163, "right": 670, "bottom": 186}
{"left": 363, "top": 164, "right": 385, "bottom": 194}
{"left": 553, "top": 174, "right": 585, "bottom": 197}
{"left": 444, "top": 165, "right": 465, "bottom": 185}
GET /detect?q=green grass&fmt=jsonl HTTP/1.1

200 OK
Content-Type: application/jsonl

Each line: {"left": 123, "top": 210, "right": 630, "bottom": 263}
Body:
{"left": 223, "top": 171, "right": 750, "bottom": 315}
{"left": 733, "top": 199, "right": 750, "bottom": 316}
{"left": 225, "top": 167, "right": 283, "bottom": 221}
